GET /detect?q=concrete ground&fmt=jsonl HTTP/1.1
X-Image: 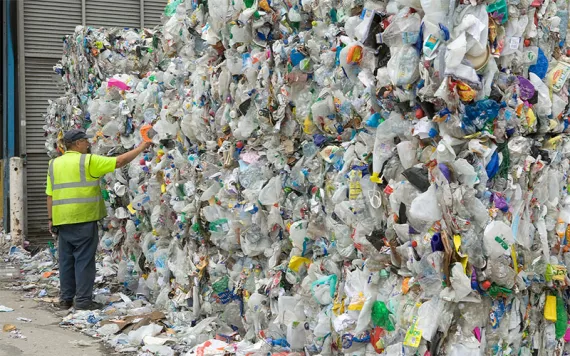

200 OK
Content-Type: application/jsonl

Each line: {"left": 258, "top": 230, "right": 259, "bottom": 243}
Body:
{"left": 0, "top": 288, "right": 107, "bottom": 356}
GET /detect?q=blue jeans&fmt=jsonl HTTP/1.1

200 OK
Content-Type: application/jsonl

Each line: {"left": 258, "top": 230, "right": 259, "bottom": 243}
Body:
{"left": 58, "top": 221, "right": 98, "bottom": 308}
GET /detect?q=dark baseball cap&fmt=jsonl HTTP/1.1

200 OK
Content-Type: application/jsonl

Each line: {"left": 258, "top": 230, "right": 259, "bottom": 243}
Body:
{"left": 63, "top": 129, "right": 93, "bottom": 143}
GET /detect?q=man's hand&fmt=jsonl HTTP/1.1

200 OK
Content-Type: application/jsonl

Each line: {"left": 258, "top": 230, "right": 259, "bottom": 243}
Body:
{"left": 48, "top": 220, "right": 54, "bottom": 235}
{"left": 116, "top": 141, "right": 153, "bottom": 168}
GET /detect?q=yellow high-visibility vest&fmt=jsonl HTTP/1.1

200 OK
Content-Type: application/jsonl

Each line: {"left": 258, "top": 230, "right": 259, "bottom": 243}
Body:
{"left": 49, "top": 153, "right": 106, "bottom": 226}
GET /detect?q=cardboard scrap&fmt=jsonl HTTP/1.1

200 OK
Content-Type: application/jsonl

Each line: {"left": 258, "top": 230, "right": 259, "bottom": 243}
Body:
{"left": 100, "top": 311, "right": 166, "bottom": 334}
{"left": 3, "top": 324, "right": 17, "bottom": 332}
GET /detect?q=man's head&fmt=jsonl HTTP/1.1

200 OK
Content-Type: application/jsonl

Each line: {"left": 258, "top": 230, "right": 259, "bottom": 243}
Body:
{"left": 63, "top": 129, "right": 93, "bottom": 154}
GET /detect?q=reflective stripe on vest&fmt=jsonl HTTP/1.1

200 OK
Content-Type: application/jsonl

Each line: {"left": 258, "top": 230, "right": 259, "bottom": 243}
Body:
{"left": 52, "top": 196, "right": 102, "bottom": 206}
{"left": 49, "top": 154, "right": 99, "bottom": 190}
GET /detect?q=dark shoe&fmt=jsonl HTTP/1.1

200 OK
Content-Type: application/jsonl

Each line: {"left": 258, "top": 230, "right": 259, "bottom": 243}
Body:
{"left": 55, "top": 300, "right": 73, "bottom": 310}
{"left": 75, "top": 301, "right": 103, "bottom": 311}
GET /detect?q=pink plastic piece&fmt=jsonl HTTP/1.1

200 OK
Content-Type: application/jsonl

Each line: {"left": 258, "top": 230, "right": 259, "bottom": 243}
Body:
{"left": 473, "top": 327, "right": 482, "bottom": 342}
{"left": 564, "top": 322, "right": 570, "bottom": 342}
{"left": 108, "top": 78, "right": 130, "bottom": 91}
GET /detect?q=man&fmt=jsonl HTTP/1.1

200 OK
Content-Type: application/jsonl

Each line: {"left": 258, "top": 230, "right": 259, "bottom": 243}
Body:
{"left": 46, "top": 129, "right": 151, "bottom": 310}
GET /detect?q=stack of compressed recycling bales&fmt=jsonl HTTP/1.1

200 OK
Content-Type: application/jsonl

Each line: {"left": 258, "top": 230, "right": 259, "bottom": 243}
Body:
{"left": 43, "top": 0, "right": 570, "bottom": 354}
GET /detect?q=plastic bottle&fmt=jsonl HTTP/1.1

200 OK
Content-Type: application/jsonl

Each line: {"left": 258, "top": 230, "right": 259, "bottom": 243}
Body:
{"left": 371, "top": 122, "right": 396, "bottom": 183}
{"left": 117, "top": 260, "right": 128, "bottom": 284}
{"left": 124, "top": 261, "right": 139, "bottom": 292}
{"left": 397, "top": 141, "right": 418, "bottom": 169}
{"left": 435, "top": 141, "right": 456, "bottom": 163}
{"left": 453, "top": 159, "right": 478, "bottom": 187}
{"left": 487, "top": 256, "right": 516, "bottom": 288}
{"left": 415, "top": 251, "right": 444, "bottom": 298}
{"left": 131, "top": 192, "right": 150, "bottom": 211}
{"left": 461, "top": 229, "right": 485, "bottom": 268}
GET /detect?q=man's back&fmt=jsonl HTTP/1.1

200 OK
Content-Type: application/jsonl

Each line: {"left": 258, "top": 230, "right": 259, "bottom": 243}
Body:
{"left": 47, "top": 152, "right": 116, "bottom": 226}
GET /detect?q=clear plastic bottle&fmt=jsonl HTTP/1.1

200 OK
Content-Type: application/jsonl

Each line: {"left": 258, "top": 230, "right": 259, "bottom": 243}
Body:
{"left": 435, "top": 141, "right": 456, "bottom": 162}
{"left": 131, "top": 192, "right": 150, "bottom": 211}
{"left": 117, "top": 260, "right": 128, "bottom": 284}
{"left": 487, "top": 256, "right": 516, "bottom": 288}
{"left": 124, "top": 261, "right": 139, "bottom": 292}
{"left": 461, "top": 229, "right": 485, "bottom": 268}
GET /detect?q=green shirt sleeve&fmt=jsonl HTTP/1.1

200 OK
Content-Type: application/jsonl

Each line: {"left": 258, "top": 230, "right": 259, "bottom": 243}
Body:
{"left": 88, "top": 154, "right": 117, "bottom": 178}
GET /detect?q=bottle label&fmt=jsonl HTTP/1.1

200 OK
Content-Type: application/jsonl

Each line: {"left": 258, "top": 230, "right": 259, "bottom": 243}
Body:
{"left": 551, "top": 265, "right": 567, "bottom": 281}
{"left": 424, "top": 34, "right": 440, "bottom": 54}
{"left": 402, "top": 32, "right": 419, "bottom": 45}
{"left": 348, "top": 170, "right": 362, "bottom": 200}
{"left": 509, "top": 37, "right": 521, "bottom": 50}
{"left": 495, "top": 236, "right": 509, "bottom": 250}
{"left": 548, "top": 61, "right": 570, "bottom": 92}
{"left": 403, "top": 316, "right": 422, "bottom": 347}
{"left": 376, "top": 33, "right": 382, "bottom": 44}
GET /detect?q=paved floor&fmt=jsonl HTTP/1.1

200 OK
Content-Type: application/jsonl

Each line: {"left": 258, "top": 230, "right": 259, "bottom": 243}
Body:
{"left": 0, "top": 289, "right": 106, "bottom": 356}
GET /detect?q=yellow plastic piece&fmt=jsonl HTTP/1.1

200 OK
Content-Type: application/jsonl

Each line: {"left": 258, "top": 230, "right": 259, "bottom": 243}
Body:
{"left": 544, "top": 295, "right": 557, "bottom": 322}
{"left": 347, "top": 45, "right": 363, "bottom": 64}
{"left": 549, "top": 120, "right": 558, "bottom": 130}
{"left": 552, "top": 265, "right": 567, "bottom": 282}
{"left": 511, "top": 245, "right": 518, "bottom": 274}
{"left": 127, "top": 203, "right": 136, "bottom": 214}
{"left": 526, "top": 108, "right": 536, "bottom": 127}
{"left": 370, "top": 172, "right": 382, "bottom": 184}
{"left": 288, "top": 256, "right": 311, "bottom": 272}
{"left": 347, "top": 292, "right": 365, "bottom": 311}
{"left": 545, "top": 135, "right": 563, "bottom": 149}
{"left": 258, "top": 0, "right": 272, "bottom": 12}
{"left": 403, "top": 316, "right": 422, "bottom": 347}
{"left": 303, "top": 116, "right": 316, "bottom": 134}
{"left": 463, "top": 132, "right": 482, "bottom": 139}
{"left": 453, "top": 235, "right": 469, "bottom": 273}
{"left": 332, "top": 297, "right": 345, "bottom": 316}
{"left": 348, "top": 170, "right": 362, "bottom": 200}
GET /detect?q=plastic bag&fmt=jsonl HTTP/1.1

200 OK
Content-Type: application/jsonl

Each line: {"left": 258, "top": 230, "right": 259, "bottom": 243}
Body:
{"left": 387, "top": 46, "right": 420, "bottom": 86}
{"left": 409, "top": 185, "right": 442, "bottom": 223}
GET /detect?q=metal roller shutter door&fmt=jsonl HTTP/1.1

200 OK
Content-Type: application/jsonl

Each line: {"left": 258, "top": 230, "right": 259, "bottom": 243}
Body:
{"left": 86, "top": 0, "right": 141, "bottom": 29}
{"left": 23, "top": 0, "right": 168, "bottom": 246}
{"left": 144, "top": 0, "right": 168, "bottom": 28}
{"left": 23, "top": 0, "right": 82, "bottom": 246}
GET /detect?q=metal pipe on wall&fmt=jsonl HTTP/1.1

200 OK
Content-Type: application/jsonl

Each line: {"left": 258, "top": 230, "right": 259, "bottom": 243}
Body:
{"left": 82, "top": 0, "right": 86, "bottom": 26}
{"left": 17, "top": 0, "right": 25, "bottom": 157}
{"left": 17, "top": 0, "right": 27, "bottom": 238}
{"left": 3, "top": 0, "right": 17, "bottom": 231}
{"left": 140, "top": 0, "right": 145, "bottom": 28}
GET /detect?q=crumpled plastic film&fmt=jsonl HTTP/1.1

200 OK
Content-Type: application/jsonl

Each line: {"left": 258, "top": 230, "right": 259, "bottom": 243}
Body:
{"left": 39, "top": 0, "right": 570, "bottom": 354}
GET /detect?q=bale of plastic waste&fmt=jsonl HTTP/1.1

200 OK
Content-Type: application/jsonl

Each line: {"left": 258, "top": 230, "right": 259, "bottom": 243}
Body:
{"left": 39, "top": 0, "right": 570, "bottom": 354}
